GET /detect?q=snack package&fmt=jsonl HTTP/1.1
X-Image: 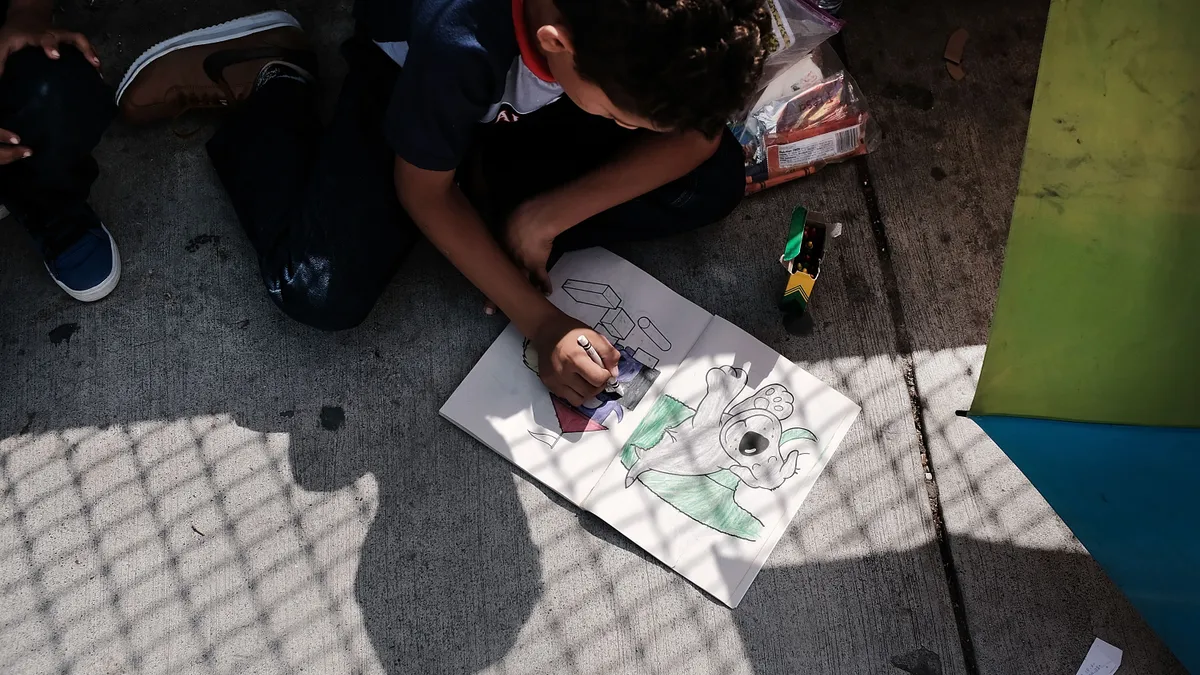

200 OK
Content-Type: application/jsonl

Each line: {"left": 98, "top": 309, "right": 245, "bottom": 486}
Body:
{"left": 733, "top": 17, "right": 880, "bottom": 194}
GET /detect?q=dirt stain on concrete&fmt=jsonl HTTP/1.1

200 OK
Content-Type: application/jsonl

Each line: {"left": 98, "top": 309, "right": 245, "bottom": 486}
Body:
{"left": 320, "top": 406, "right": 346, "bottom": 431}
{"left": 49, "top": 323, "right": 80, "bottom": 345}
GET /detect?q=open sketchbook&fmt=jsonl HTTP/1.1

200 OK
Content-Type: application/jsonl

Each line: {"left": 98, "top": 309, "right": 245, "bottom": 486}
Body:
{"left": 441, "top": 248, "right": 859, "bottom": 607}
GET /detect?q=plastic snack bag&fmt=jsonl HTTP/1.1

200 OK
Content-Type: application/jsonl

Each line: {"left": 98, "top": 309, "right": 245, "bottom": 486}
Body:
{"left": 756, "top": 0, "right": 844, "bottom": 95}
{"left": 733, "top": 17, "right": 880, "bottom": 194}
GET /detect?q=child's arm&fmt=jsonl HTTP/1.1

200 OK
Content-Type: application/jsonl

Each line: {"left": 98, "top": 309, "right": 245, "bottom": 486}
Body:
{"left": 504, "top": 130, "right": 721, "bottom": 285}
{"left": 394, "top": 157, "right": 620, "bottom": 405}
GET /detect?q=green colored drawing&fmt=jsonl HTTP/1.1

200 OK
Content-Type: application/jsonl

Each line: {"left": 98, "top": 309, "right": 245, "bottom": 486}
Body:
{"left": 620, "top": 396, "right": 765, "bottom": 540}
{"left": 781, "top": 428, "right": 818, "bottom": 446}
{"left": 620, "top": 374, "right": 819, "bottom": 542}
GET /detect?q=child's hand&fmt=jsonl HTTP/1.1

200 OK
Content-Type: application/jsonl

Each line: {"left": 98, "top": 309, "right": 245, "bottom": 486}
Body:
{"left": 0, "top": 128, "right": 30, "bottom": 164}
{"left": 0, "top": 9, "right": 101, "bottom": 78}
{"left": 504, "top": 197, "right": 559, "bottom": 294}
{"left": 531, "top": 310, "right": 620, "bottom": 406}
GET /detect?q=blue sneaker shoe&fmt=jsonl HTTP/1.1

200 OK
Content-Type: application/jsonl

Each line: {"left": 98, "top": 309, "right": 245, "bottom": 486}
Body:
{"left": 46, "top": 223, "right": 122, "bottom": 302}
{"left": 18, "top": 204, "right": 122, "bottom": 302}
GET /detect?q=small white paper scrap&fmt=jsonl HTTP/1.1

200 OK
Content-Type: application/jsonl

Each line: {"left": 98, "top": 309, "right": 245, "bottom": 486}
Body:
{"left": 1075, "top": 638, "right": 1122, "bottom": 675}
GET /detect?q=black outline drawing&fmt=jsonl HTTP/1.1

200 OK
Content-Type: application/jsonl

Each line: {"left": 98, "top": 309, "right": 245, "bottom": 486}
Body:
{"left": 562, "top": 279, "right": 621, "bottom": 309}
{"left": 625, "top": 365, "right": 815, "bottom": 490}
{"left": 592, "top": 324, "right": 615, "bottom": 345}
{"left": 599, "top": 307, "right": 635, "bottom": 341}
{"left": 561, "top": 277, "right": 672, "bottom": 358}
{"left": 632, "top": 348, "right": 659, "bottom": 369}
{"left": 529, "top": 429, "right": 559, "bottom": 447}
{"left": 637, "top": 316, "right": 672, "bottom": 351}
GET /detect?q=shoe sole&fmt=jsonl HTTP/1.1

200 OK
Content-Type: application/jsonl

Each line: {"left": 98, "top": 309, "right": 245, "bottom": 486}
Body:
{"left": 115, "top": 10, "right": 302, "bottom": 104}
{"left": 46, "top": 224, "right": 122, "bottom": 303}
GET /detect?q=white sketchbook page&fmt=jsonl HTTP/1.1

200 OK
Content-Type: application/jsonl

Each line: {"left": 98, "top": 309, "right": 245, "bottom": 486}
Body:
{"left": 440, "top": 248, "right": 713, "bottom": 506}
{"left": 442, "top": 323, "right": 595, "bottom": 502}
{"left": 541, "top": 249, "right": 715, "bottom": 503}
{"left": 583, "top": 316, "right": 859, "bottom": 605}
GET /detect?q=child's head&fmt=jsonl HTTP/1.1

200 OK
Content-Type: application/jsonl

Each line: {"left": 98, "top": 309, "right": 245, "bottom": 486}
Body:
{"left": 534, "top": 0, "right": 771, "bottom": 137}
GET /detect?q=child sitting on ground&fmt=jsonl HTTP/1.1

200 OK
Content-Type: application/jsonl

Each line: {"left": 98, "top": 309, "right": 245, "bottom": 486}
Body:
{"left": 116, "top": 0, "right": 770, "bottom": 405}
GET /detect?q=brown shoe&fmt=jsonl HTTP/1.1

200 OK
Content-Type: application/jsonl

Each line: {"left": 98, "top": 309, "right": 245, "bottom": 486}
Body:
{"left": 115, "top": 11, "right": 316, "bottom": 124}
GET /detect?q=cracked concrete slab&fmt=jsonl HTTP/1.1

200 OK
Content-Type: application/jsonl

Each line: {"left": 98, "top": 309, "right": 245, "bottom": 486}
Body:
{"left": 842, "top": 0, "right": 1188, "bottom": 671}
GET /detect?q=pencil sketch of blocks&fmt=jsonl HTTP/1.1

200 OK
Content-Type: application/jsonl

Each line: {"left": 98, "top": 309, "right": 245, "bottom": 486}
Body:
{"left": 594, "top": 323, "right": 619, "bottom": 345}
{"left": 597, "top": 307, "right": 635, "bottom": 340}
{"left": 637, "top": 316, "right": 671, "bottom": 351}
{"left": 563, "top": 279, "right": 621, "bottom": 309}
{"left": 632, "top": 348, "right": 659, "bottom": 369}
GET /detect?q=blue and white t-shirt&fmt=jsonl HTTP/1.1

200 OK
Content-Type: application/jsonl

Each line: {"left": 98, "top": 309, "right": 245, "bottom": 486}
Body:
{"left": 354, "top": 0, "right": 564, "bottom": 171}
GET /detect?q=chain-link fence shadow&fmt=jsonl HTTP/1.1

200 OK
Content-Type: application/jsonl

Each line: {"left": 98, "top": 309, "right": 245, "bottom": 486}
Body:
{"left": 4, "top": 0, "right": 1186, "bottom": 673}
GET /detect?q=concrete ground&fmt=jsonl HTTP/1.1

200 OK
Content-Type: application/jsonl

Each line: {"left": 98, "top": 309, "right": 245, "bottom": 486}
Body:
{"left": 0, "top": 0, "right": 1188, "bottom": 673}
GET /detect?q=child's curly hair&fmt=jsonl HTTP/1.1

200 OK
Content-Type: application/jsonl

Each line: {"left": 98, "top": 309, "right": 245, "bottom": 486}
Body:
{"left": 554, "top": 0, "right": 771, "bottom": 138}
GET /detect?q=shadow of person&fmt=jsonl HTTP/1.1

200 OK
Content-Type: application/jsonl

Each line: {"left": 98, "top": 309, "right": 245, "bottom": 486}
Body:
{"left": 0, "top": 2, "right": 545, "bottom": 671}
{"left": 282, "top": 407, "right": 543, "bottom": 673}
{"left": 0, "top": 185, "right": 543, "bottom": 674}
{"left": 222, "top": 247, "right": 546, "bottom": 673}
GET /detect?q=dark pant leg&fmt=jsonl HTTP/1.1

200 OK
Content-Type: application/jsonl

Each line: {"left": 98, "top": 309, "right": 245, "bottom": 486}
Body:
{"left": 476, "top": 98, "right": 744, "bottom": 253}
{"left": 0, "top": 46, "right": 115, "bottom": 229}
{"left": 206, "top": 38, "right": 416, "bottom": 331}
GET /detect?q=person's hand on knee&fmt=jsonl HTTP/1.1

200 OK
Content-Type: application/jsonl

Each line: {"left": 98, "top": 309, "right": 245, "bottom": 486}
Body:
{"left": 480, "top": 197, "right": 561, "bottom": 316}
{"left": 504, "top": 197, "right": 560, "bottom": 294}
{"left": 0, "top": 127, "right": 30, "bottom": 163}
{"left": 0, "top": 0, "right": 101, "bottom": 77}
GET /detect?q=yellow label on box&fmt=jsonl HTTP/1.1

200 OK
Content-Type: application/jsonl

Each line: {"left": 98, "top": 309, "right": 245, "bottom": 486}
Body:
{"left": 785, "top": 272, "right": 815, "bottom": 301}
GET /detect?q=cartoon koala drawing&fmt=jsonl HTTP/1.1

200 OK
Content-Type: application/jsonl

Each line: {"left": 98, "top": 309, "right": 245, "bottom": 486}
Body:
{"left": 624, "top": 365, "right": 817, "bottom": 490}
